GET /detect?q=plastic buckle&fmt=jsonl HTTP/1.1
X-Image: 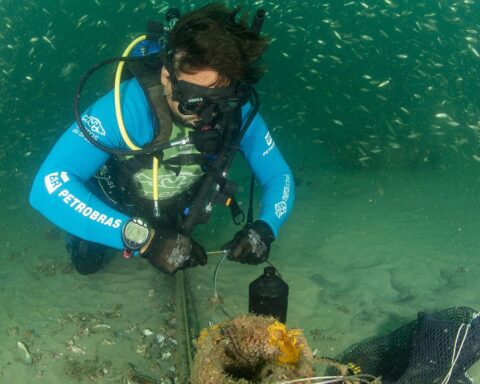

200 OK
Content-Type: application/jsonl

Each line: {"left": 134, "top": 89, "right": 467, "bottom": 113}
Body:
{"left": 213, "top": 191, "right": 230, "bottom": 206}
{"left": 123, "top": 249, "right": 134, "bottom": 259}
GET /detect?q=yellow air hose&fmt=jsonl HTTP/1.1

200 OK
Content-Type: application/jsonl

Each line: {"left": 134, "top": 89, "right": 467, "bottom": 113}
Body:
{"left": 114, "top": 35, "right": 160, "bottom": 209}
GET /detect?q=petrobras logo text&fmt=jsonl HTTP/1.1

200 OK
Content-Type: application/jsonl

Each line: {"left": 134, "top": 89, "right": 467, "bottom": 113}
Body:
{"left": 57, "top": 188, "right": 122, "bottom": 229}
{"left": 45, "top": 171, "right": 122, "bottom": 229}
{"left": 44, "top": 171, "right": 70, "bottom": 194}
{"left": 262, "top": 131, "right": 275, "bottom": 157}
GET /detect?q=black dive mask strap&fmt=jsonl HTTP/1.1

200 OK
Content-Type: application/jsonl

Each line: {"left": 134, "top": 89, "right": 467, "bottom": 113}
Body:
{"left": 194, "top": 104, "right": 219, "bottom": 128}
{"left": 161, "top": 48, "right": 248, "bottom": 118}
{"left": 162, "top": 48, "right": 178, "bottom": 88}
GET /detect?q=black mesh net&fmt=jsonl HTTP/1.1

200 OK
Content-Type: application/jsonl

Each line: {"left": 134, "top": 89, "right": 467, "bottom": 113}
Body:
{"left": 330, "top": 307, "right": 480, "bottom": 383}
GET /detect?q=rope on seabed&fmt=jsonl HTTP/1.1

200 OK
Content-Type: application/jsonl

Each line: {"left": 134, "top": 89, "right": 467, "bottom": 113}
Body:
{"left": 176, "top": 271, "right": 194, "bottom": 370}
{"left": 276, "top": 374, "right": 381, "bottom": 383}
{"left": 441, "top": 322, "right": 470, "bottom": 384}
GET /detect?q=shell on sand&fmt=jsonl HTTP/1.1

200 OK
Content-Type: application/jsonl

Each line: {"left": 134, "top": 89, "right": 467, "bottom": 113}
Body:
{"left": 17, "top": 341, "right": 33, "bottom": 365}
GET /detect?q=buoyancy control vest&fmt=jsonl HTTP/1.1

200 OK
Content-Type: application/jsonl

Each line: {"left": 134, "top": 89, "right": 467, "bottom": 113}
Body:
{"left": 100, "top": 57, "right": 244, "bottom": 227}
{"left": 118, "top": 121, "right": 205, "bottom": 202}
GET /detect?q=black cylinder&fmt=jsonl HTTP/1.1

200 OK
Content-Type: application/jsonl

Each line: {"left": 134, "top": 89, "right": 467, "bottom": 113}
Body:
{"left": 249, "top": 266, "right": 288, "bottom": 323}
{"left": 250, "top": 9, "right": 266, "bottom": 36}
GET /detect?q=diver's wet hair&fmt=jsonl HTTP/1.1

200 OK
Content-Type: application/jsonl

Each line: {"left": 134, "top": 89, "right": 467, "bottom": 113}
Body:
{"left": 169, "top": 3, "right": 268, "bottom": 84}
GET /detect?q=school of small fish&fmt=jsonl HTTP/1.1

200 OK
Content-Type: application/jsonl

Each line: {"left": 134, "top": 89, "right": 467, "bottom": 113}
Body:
{"left": 260, "top": 0, "right": 480, "bottom": 167}
{"left": 1, "top": 0, "right": 480, "bottom": 170}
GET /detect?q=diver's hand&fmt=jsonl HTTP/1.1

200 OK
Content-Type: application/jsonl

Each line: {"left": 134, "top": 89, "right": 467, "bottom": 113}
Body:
{"left": 222, "top": 220, "right": 275, "bottom": 265}
{"left": 142, "top": 230, "right": 207, "bottom": 274}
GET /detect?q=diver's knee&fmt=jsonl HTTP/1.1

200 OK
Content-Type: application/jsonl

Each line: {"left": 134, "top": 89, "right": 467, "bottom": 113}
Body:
{"left": 72, "top": 259, "right": 105, "bottom": 275}
{"left": 66, "top": 235, "right": 110, "bottom": 275}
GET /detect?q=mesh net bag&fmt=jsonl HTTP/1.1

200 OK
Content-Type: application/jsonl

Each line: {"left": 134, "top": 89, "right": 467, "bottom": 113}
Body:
{"left": 330, "top": 307, "right": 480, "bottom": 383}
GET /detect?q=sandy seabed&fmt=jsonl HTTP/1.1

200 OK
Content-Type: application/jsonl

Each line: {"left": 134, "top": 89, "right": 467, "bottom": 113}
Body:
{"left": 190, "top": 164, "right": 480, "bottom": 382}
{"left": 0, "top": 210, "right": 179, "bottom": 383}
{"left": 2, "top": 164, "right": 480, "bottom": 383}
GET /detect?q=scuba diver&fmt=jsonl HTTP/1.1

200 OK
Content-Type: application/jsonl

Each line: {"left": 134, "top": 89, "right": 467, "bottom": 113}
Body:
{"left": 29, "top": 3, "right": 295, "bottom": 275}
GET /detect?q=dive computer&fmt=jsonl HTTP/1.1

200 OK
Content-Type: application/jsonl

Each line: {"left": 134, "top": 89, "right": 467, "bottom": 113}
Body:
{"left": 122, "top": 217, "right": 152, "bottom": 258}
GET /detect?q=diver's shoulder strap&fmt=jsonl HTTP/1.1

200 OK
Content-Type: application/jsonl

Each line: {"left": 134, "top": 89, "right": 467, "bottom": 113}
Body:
{"left": 126, "top": 61, "right": 173, "bottom": 145}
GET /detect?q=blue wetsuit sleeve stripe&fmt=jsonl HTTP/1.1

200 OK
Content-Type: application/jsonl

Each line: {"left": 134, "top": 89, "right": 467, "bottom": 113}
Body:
{"left": 239, "top": 107, "right": 295, "bottom": 238}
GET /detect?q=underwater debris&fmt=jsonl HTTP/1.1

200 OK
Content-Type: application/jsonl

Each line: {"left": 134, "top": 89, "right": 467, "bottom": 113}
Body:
{"left": 190, "top": 314, "right": 313, "bottom": 384}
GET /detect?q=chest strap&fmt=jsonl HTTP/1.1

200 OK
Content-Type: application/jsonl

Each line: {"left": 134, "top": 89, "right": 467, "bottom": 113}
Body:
{"left": 162, "top": 154, "right": 211, "bottom": 175}
{"left": 120, "top": 153, "right": 210, "bottom": 176}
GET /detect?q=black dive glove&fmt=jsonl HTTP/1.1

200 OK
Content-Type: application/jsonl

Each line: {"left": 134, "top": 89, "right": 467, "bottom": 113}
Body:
{"left": 143, "top": 230, "right": 207, "bottom": 274}
{"left": 222, "top": 220, "right": 275, "bottom": 265}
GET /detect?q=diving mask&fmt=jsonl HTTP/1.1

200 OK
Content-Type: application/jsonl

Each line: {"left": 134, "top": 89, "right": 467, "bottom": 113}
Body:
{"left": 163, "top": 49, "right": 249, "bottom": 127}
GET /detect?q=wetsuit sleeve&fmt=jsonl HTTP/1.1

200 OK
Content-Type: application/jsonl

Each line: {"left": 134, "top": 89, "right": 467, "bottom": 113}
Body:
{"left": 29, "top": 80, "right": 154, "bottom": 250}
{"left": 239, "top": 107, "right": 295, "bottom": 238}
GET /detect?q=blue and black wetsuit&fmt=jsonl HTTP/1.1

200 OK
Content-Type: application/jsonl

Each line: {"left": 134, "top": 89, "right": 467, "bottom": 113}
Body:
{"left": 30, "top": 78, "right": 295, "bottom": 273}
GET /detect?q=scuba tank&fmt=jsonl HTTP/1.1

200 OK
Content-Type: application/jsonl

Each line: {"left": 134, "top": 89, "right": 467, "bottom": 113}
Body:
{"left": 249, "top": 266, "right": 289, "bottom": 323}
